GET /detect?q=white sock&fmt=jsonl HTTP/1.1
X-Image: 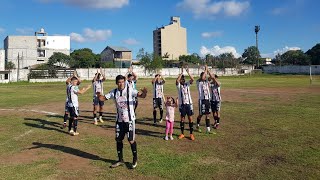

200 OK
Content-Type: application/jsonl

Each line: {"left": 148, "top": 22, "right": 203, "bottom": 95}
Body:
{"left": 207, "top": 127, "right": 211, "bottom": 132}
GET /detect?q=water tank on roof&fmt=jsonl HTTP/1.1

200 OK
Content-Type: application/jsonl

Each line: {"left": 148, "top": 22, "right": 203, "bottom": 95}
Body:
{"left": 40, "top": 28, "right": 45, "bottom": 33}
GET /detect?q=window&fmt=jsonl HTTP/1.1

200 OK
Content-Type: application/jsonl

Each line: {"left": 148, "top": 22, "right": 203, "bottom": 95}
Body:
{"left": 114, "top": 52, "right": 122, "bottom": 59}
{"left": 37, "top": 50, "right": 45, "bottom": 57}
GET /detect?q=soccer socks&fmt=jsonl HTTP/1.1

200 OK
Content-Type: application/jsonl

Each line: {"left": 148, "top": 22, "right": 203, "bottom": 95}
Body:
{"left": 216, "top": 117, "right": 220, "bottom": 124}
{"left": 196, "top": 116, "right": 201, "bottom": 126}
{"left": 160, "top": 109, "right": 163, "bottom": 120}
{"left": 116, "top": 141, "right": 124, "bottom": 161}
{"left": 68, "top": 118, "right": 74, "bottom": 131}
{"left": 205, "top": 118, "right": 210, "bottom": 132}
{"left": 73, "top": 119, "right": 78, "bottom": 132}
{"left": 130, "top": 141, "right": 137, "bottom": 161}
{"left": 99, "top": 112, "right": 103, "bottom": 117}
{"left": 180, "top": 121, "right": 185, "bottom": 134}
{"left": 63, "top": 113, "right": 68, "bottom": 123}
{"left": 189, "top": 122, "right": 194, "bottom": 134}
{"left": 153, "top": 110, "right": 157, "bottom": 123}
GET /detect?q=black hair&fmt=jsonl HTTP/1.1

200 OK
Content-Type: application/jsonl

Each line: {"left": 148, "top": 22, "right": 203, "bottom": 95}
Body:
{"left": 71, "top": 77, "right": 78, "bottom": 81}
{"left": 215, "top": 74, "right": 218, "bottom": 78}
{"left": 171, "top": 97, "right": 175, "bottom": 104}
{"left": 115, "top": 75, "right": 126, "bottom": 84}
{"left": 155, "top": 74, "right": 160, "bottom": 78}
{"left": 200, "top": 72, "right": 205, "bottom": 79}
{"left": 181, "top": 75, "right": 185, "bottom": 79}
{"left": 127, "top": 73, "right": 133, "bottom": 78}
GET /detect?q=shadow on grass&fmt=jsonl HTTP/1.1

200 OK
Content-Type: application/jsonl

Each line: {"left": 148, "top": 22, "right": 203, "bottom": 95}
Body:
{"left": 28, "top": 142, "right": 116, "bottom": 164}
{"left": 24, "top": 118, "right": 69, "bottom": 135}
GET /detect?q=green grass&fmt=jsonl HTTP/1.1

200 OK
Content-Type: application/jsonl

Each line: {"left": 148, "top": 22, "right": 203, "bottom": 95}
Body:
{"left": 0, "top": 74, "right": 319, "bottom": 179}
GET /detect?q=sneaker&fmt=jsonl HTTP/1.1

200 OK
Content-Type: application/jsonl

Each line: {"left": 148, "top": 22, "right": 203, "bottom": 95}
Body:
{"left": 164, "top": 136, "right": 169, "bottom": 141}
{"left": 190, "top": 134, "right": 195, "bottom": 141}
{"left": 196, "top": 126, "right": 202, "bottom": 133}
{"left": 73, "top": 132, "right": 79, "bottom": 136}
{"left": 178, "top": 134, "right": 185, "bottom": 139}
{"left": 99, "top": 116, "right": 104, "bottom": 123}
{"left": 69, "top": 129, "right": 74, "bottom": 134}
{"left": 94, "top": 119, "right": 98, "bottom": 125}
{"left": 213, "top": 123, "right": 219, "bottom": 129}
{"left": 110, "top": 161, "right": 124, "bottom": 168}
{"left": 170, "top": 136, "right": 174, "bottom": 140}
{"left": 132, "top": 159, "right": 137, "bottom": 169}
{"left": 159, "top": 119, "right": 163, "bottom": 123}
{"left": 153, "top": 122, "right": 157, "bottom": 126}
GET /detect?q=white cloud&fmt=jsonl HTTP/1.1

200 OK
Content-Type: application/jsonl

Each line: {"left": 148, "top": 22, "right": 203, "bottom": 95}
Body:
{"left": 0, "top": 27, "right": 5, "bottom": 34}
{"left": 177, "top": 0, "right": 250, "bottom": 18}
{"left": 16, "top": 28, "right": 34, "bottom": 35}
{"left": 122, "top": 38, "right": 140, "bottom": 45}
{"left": 201, "top": 31, "right": 223, "bottom": 38}
{"left": 273, "top": 46, "right": 301, "bottom": 55}
{"left": 200, "top": 45, "right": 240, "bottom": 58}
{"left": 38, "top": 0, "right": 129, "bottom": 9}
{"left": 70, "top": 28, "right": 112, "bottom": 43}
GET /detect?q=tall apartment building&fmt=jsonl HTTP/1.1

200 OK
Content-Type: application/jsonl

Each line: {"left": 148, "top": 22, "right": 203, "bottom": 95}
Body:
{"left": 4, "top": 28, "right": 70, "bottom": 69}
{"left": 153, "top": 16, "right": 187, "bottom": 60}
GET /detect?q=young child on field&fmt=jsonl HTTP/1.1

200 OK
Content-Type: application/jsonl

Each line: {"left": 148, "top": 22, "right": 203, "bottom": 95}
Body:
{"left": 164, "top": 96, "right": 178, "bottom": 140}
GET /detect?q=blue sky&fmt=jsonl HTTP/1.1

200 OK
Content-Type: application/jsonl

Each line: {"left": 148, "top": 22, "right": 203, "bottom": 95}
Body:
{"left": 0, "top": 0, "right": 319, "bottom": 58}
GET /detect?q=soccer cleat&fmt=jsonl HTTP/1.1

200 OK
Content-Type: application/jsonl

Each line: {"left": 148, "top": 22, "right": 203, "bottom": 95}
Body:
{"left": 164, "top": 136, "right": 169, "bottom": 141}
{"left": 190, "top": 134, "right": 195, "bottom": 141}
{"left": 110, "top": 161, "right": 124, "bottom": 168}
{"left": 132, "top": 159, "right": 137, "bottom": 169}
{"left": 170, "top": 136, "right": 174, "bottom": 140}
{"left": 73, "top": 132, "right": 79, "bottom": 136}
{"left": 213, "top": 123, "right": 220, "bottom": 129}
{"left": 196, "top": 126, "right": 202, "bottom": 133}
{"left": 94, "top": 119, "right": 98, "bottom": 125}
{"left": 69, "top": 130, "right": 74, "bottom": 134}
{"left": 178, "top": 134, "right": 185, "bottom": 139}
{"left": 99, "top": 116, "right": 104, "bottom": 123}
{"left": 159, "top": 119, "right": 163, "bottom": 123}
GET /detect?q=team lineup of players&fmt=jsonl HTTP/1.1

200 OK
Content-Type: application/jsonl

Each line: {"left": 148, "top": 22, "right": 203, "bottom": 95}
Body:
{"left": 64, "top": 65, "right": 221, "bottom": 169}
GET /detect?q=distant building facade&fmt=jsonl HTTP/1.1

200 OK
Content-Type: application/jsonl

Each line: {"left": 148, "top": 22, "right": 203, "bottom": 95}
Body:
{"left": 0, "top": 49, "right": 4, "bottom": 71}
{"left": 4, "top": 28, "right": 70, "bottom": 69}
{"left": 100, "top": 46, "right": 132, "bottom": 68}
{"left": 153, "top": 16, "right": 187, "bottom": 60}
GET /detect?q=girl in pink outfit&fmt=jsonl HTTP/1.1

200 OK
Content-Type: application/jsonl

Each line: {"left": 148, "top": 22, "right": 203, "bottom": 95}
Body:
{"left": 164, "top": 96, "right": 178, "bottom": 140}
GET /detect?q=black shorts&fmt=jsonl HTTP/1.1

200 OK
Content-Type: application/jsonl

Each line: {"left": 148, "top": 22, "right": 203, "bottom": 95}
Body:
{"left": 93, "top": 96, "right": 105, "bottom": 106}
{"left": 179, "top": 104, "right": 194, "bottom": 117}
{"left": 211, "top": 101, "right": 221, "bottom": 112}
{"left": 198, "top": 99, "right": 211, "bottom": 115}
{"left": 67, "top": 106, "right": 79, "bottom": 118}
{"left": 115, "top": 121, "right": 135, "bottom": 142}
{"left": 153, "top": 98, "right": 163, "bottom": 109}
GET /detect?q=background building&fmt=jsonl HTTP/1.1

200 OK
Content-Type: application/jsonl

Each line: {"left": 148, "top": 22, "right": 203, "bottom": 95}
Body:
{"left": 100, "top": 46, "right": 132, "bottom": 68}
{"left": 153, "top": 16, "right": 187, "bottom": 60}
{"left": 4, "top": 28, "right": 70, "bottom": 69}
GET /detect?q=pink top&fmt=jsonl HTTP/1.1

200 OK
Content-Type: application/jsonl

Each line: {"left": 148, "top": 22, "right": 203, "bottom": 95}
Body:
{"left": 165, "top": 104, "right": 175, "bottom": 122}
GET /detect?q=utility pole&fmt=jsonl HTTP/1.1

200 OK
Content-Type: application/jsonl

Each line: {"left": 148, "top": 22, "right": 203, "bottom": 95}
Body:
{"left": 17, "top": 53, "right": 20, "bottom": 82}
{"left": 255, "top": 25, "right": 260, "bottom": 67}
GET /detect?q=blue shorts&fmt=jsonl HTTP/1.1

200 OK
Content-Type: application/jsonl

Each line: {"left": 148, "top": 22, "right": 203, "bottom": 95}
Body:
{"left": 93, "top": 96, "right": 105, "bottom": 106}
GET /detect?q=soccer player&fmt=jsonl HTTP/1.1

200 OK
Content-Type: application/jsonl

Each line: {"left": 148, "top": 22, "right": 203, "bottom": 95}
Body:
{"left": 66, "top": 77, "right": 91, "bottom": 136}
{"left": 209, "top": 73, "right": 221, "bottom": 129}
{"left": 196, "top": 65, "right": 214, "bottom": 134}
{"left": 92, "top": 68, "right": 106, "bottom": 125}
{"left": 125, "top": 66, "right": 138, "bottom": 112}
{"left": 99, "top": 75, "right": 147, "bottom": 169}
{"left": 152, "top": 74, "right": 165, "bottom": 125}
{"left": 176, "top": 66, "right": 195, "bottom": 140}
{"left": 63, "top": 71, "right": 81, "bottom": 129}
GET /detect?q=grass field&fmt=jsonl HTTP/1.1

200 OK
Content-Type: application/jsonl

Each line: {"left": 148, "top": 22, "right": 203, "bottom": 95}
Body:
{"left": 0, "top": 74, "right": 319, "bottom": 180}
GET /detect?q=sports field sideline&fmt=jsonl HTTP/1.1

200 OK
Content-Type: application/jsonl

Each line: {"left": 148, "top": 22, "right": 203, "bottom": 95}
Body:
{"left": 0, "top": 74, "right": 319, "bottom": 179}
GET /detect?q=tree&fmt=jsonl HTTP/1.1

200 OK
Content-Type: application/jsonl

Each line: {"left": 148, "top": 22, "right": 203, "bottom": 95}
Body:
{"left": 136, "top": 48, "right": 145, "bottom": 60}
{"left": 306, "top": 43, "right": 320, "bottom": 65}
{"left": 179, "top": 53, "right": 201, "bottom": 65}
{"left": 48, "top": 52, "right": 72, "bottom": 68}
{"left": 139, "top": 52, "right": 152, "bottom": 72}
{"left": 70, "top": 48, "right": 97, "bottom": 68}
{"left": 139, "top": 52, "right": 164, "bottom": 73}
{"left": 281, "top": 50, "right": 310, "bottom": 65}
{"left": 150, "top": 54, "right": 164, "bottom": 72}
{"left": 242, "top": 46, "right": 261, "bottom": 67}
{"left": 5, "top": 61, "right": 15, "bottom": 70}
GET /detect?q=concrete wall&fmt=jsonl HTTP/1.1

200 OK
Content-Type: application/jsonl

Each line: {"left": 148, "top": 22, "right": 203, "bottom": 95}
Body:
{"left": 3, "top": 66, "right": 246, "bottom": 83}
{"left": 262, "top": 65, "right": 320, "bottom": 74}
